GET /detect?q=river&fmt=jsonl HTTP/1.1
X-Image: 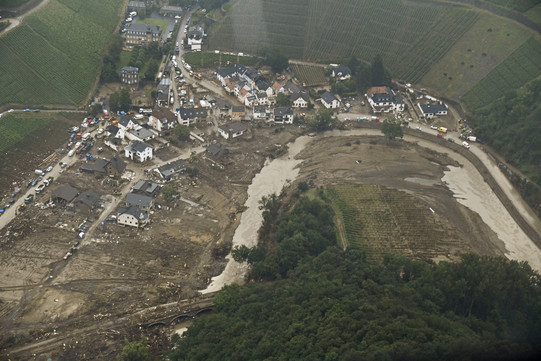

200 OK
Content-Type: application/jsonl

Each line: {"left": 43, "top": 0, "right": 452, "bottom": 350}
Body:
{"left": 202, "top": 130, "right": 541, "bottom": 293}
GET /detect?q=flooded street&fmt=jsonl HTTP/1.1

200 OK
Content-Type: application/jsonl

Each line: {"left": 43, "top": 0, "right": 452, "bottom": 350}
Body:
{"left": 443, "top": 165, "right": 541, "bottom": 271}
{"left": 202, "top": 136, "right": 311, "bottom": 293}
{"left": 203, "top": 129, "right": 541, "bottom": 294}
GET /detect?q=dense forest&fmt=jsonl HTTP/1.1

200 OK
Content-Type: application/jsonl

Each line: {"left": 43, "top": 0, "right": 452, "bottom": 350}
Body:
{"left": 469, "top": 77, "right": 541, "bottom": 215}
{"left": 168, "top": 196, "right": 541, "bottom": 361}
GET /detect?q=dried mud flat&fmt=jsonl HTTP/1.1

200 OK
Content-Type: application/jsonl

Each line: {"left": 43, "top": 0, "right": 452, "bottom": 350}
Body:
{"left": 0, "top": 127, "right": 512, "bottom": 360}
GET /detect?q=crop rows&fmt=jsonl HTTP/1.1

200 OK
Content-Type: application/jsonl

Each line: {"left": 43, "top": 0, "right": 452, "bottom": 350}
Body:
{"left": 0, "top": 0, "right": 123, "bottom": 106}
{"left": 462, "top": 37, "right": 541, "bottom": 109}
{"left": 327, "top": 184, "right": 447, "bottom": 260}
{"left": 290, "top": 64, "right": 327, "bottom": 86}
{"left": 208, "top": 0, "right": 479, "bottom": 83}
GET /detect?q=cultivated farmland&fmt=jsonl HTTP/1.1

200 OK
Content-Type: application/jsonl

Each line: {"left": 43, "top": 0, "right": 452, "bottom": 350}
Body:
{"left": 208, "top": 0, "right": 479, "bottom": 83}
{"left": 0, "top": 113, "right": 54, "bottom": 154}
{"left": 183, "top": 51, "right": 261, "bottom": 69}
{"left": 290, "top": 63, "right": 327, "bottom": 87}
{"left": 462, "top": 37, "right": 541, "bottom": 109}
{"left": 0, "top": 0, "right": 124, "bottom": 107}
{"left": 327, "top": 184, "right": 450, "bottom": 260}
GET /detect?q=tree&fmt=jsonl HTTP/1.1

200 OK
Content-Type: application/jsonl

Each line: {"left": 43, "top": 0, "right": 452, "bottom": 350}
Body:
{"left": 173, "top": 124, "right": 190, "bottom": 141}
{"left": 263, "top": 48, "right": 289, "bottom": 72}
{"left": 381, "top": 118, "right": 403, "bottom": 140}
{"left": 308, "top": 108, "right": 334, "bottom": 131}
{"left": 89, "top": 103, "right": 103, "bottom": 117}
{"left": 276, "top": 92, "right": 291, "bottom": 106}
{"left": 162, "top": 185, "right": 176, "bottom": 201}
{"left": 145, "top": 59, "right": 159, "bottom": 81}
{"left": 147, "top": 42, "right": 161, "bottom": 60}
{"left": 109, "top": 89, "right": 132, "bottom": 113}
{"left": 186, "top": 167, "right": 199, "bottom": 178}
{"left": 117, "top": 338, "right": 155, "bottom": 361}
{"left": 370, "top": 54, "right": 390, "bottom": 87}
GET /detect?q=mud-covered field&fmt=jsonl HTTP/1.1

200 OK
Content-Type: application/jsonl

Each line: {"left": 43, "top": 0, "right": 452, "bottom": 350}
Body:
{"left": 0, "top": 121, "right": 511, "bottom": 360}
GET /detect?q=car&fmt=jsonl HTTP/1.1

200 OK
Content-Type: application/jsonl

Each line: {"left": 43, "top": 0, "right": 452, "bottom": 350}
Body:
{"left": 31, "top": 178, "right": 39, "bottom": 186}
{"left": 416, "top": 126, "right": 422, "bottom": 130}
{"left": 430, "top": 125, "right": 438, "bottom": 130}
{"left": 74, "top": 241, "right": 80, "bottom": 247}
{"left": 23, "top": 108, "right": 30, "bottom": 112}
{"left": 63, "top": 251, "right": 72, "bottom": 260}
{"left": 462, "top": 141, "right": 470, "bottom": 149}
{"left": 447, "top": 138, "right": 455, "bottom": 143}
{"left": 35, "top": 184, "right": 46, "bottom": 194}
{"left": 33, "top": 109, "right": 40, "bottom": 112}
{"left": 45, "top": 166, "right": 53, "bottom": 172}
{"left": 7, "top": 109, "right": 14, "bottom": 113}
{"left": 26, "top": 181, "right": 32, "bottom": 188}
{"left": 59, "top": 161, "right": 67, "bottom": 168}
{"left": 0, "top": 209, "right": 4, "bottom": 215}
{"left": 78, "top": 232, "right": 85, "bottom": 239}
{"left": 98, "top": 128, "right": 104, "bottom": 134}
{"left": 8, "top": 200, "right": 15, "bottom": 206}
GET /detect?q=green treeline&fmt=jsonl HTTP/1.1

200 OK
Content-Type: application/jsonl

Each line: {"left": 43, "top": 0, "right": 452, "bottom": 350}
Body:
{"left": 469, "top": 77, "right": 541, "bottom": 215}
{"left": 169, "top": 196, "right": 541, "bottom": 361}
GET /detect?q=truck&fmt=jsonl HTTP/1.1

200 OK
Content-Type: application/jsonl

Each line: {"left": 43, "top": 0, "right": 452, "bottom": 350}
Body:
{"left": 437, "top": 127, "right": 447, "bottom": 134}
{"left": 467, "top": 136, "right": 477, "bottom": 142}
{"left": 35, "top": 184, "right": 45, "bottom": 194}
{"left": 43, "top": 176, "right": 54, "bottom": 186}
{"left": 35, "top": 169, "right": 44, "bottom": 176}
{"left": 24, "top": 194, "right": 34, "bottom": 204}
{"left": 82, "top": 132, "right": 91, "bottom": 141}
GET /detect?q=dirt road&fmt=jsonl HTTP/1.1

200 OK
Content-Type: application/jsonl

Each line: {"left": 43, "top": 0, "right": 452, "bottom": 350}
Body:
{"left": 0, "top": 0, "right": 50, "bottom": 35}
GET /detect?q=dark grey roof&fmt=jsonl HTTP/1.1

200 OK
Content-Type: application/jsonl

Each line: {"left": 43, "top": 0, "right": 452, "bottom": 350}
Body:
{"left": 129, "top": 128, "right": 154, "bottom": 140}
{"left": 179, "top": 107, "right": 207, "bottom": 120}
{"left": 256, "top": 79, "right": 270, "bottom": 91}
{"left": 74, "top": 190, "right": 100, "bottom": 208}
{"left": 125, "top": 192, "right": 153, "bottom": 208}
{"left": 107, "top": 125, "right": 120, "bottom": 135}
{"left": 217, "top": 67, "right": 237, "bottom": 79}
{"left": 420, "top": 103, "right": 447, "bottom": 114}
{"left": 332, "top": 66, "right": 352, "bottom": 77}
{"left": 51, "top": 185, "right": 78, "bottom": 202}
{"left": 133, "top": 180, "right": 160, "bottom": 196}
{"left": 118, "top": 116, "right": 134, "bottom": 127}
{"left": 372, "top": 93, "right": 393, "bottom": 103}
{"left": 285, "top": 81, "right": 304, "bottom": 94}
{"left": 215, "top": 98, "right": 231, "bottom": 110}
{"left": 219, "top": 122, "right": 248, "bottom": 133}
{"left": 321, "top": 91, "right": 338, "bottom": 104}
{"left": 120, "top": 205, "right": 148, "bottom": 220}
{"left": 253, "top": 105, "right": 268, "bottom": 113}
{"left": 232, "top": 106, "right": 246, "bottom": 113}
{"left": 157, "top": 159, "right": 186, "bottom": 178}
{"left": 81, "top": 158, "right": 109, "bottom": 173}
{"left": 121, "top": 66, "right": 139, "bottom": 74}
{"left": 291, "top": 91, "right": 309, "bottom": 102}
{"left": 206, "top": 143, "right": 229, "bottom": 159}
{"left": 274, "top": 107, "right": 293, "bottom": 116}
{"left": 127, "top": 140, "right": 152, "bottom": 153}
{"left": 126, "top": 23, "right": 162, "bottom": 37}
{"left": 110, "top": 156, "right": 126, "bottom": 173}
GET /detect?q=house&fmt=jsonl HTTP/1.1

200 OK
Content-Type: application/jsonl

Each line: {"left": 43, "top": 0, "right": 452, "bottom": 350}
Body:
{"left": 117, "top": 206, "right": 149, "bottom": 228}
{"left": 107, "top": 125, "right": 125, "bottom": 139}
{"left": 179, "top": 107, "right": 207, "bottom": 126}
{"left": 51, "top": 185, "right": 78, "bottom": 204}
{"left": 332, "top": 66, "right": 352, "bottom": 81}
{"left": 108, "top": 156, "right": 126, "bottom": 178}
{"left": 272, "top": 82, "right": 284, "bottom": 94}
{"left": 187, "top": 25, "right": 204, "bottom": 51}
{"left": 159, "top": 5, "right": 183, "bottom": 16}
{"left": 320, "top": 91, "right": 340, "bottom": 109}
{"left": 244, "top": 95, "right": 257, "bottom": 108}
{"left": 156, "top": 78, "right": 171, "bottom": 107}
{"left": 118, "top": 116, "right": 139, "bottom": 132}
{"left": 206, "top": 143, "right": 229, "bottom": 159}
{"left": 291, "top": 92, "right": 310, "bottom": 108}
{"left": 81, "top": 158, "right": 109, "bottom": 174}
{"left": 132, "top": 180, "right": 161, "bottom": 197}
{"left": 156, "top": 159, "right": 186, "bottom": 180}
{"left": 149, "top": 108, "right": 177, "bottom": 134}
{"left": 256, "top": 92, "right": 270, "bottom": 106}
{"left": 128, "top": 1, "right": 146, "bottom": 13}
{"left": 125, "top": 192, "right": 154, "bottom": 211}
{"left": 127, "top": 127, "right": 156, "bottom": 142}
{"left": 418, "top": 103, "right": 448, "bottom": 118}
{"left": 274, "top": 107, "right": 294, "bottom": 124}
{"left": 284, "top": 81, "right": 304, "bottom": 94}
{"left": 124, "top": 24, "right": 162, "bottom": 46}
{"left": 124, "top": 141, "right": 153, "bottom": 162}
{"left": 73, "top": 190, "right": 100, "bottom": 213}
{"left": 256, "top": 79, "right": 273, "bottom": 97}
{"left": 253, "top": 105, "right": 269, "bottom": 119}
{"left": 366, "top": 87, "right": 405, "bottom": 113}
{"left": 120, "top": 66, "right": 139, "bottom": 88}
{"left": 218, "top": 122, "right": 249, "bottom": 140}
{"left": 232, "top": 106, "right": 247, "bottom": 120}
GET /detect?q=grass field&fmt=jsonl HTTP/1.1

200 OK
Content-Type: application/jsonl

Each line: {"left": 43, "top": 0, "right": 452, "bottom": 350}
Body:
{"left": 420, "top": 14, "right": 532, "bottom": 101}
{"left": 524, "top": 3, "right": 541, "bottom": 24}
{"left": 0, "top": 0, "right": 124, "bottom": 107}
{"left": 326, "top": 184, "right": 445, "bottom": 260}
{"left": 462, "top": 37, "right": 541, "bottom": 109}
{"left": 0, "top": 113, "right": 55, "bottom": 153}
{"left": 183, "top": 51, "right": 261, "bottom": 69}
{"left": 208, "top": 0, "right": 479, "bottom": 83}
{"left": 289, "top": 64, "right": 327, "bottom": 87}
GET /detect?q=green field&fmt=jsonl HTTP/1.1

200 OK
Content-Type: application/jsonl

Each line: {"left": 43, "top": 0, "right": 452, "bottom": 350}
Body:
{"left": 0, "top": 0, "right": 124, "bottom": 107}
{"left": 208, "top": 0, "right": 479, "bottom": 83}
{"left": 290, "top": 64, "right": 327, "bottom": 87}
{"left": 420, "top": 14, "right": 532, "bottom": 101}
{"left": 183, "top": 51, "right": 261, "bottom": 69}
{"left": 326, "top": 184, "right": 446, "bottom": 260}
{"left": 0, "top": 113, "right": 55, "bottom": 153}
{"left": 462, "top": 37, "right": 541, "bottom": 109}
{"left": 525, "top": 3, "right": 541, "bottom": 24}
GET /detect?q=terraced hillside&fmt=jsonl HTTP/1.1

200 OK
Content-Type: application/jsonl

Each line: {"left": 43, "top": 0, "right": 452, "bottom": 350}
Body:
{"left": 208, "top": 0, "right": 479, "bottom": 84}
{"left": 0, "top": 0, "right": 124, "bottom": 106}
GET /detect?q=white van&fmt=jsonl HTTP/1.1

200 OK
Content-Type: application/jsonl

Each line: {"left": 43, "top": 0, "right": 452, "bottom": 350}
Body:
{"left": 35, "top": 169, "right": 44, "bottom": 176}
{"left": 130, "top": 11, "right": 137, "bottom": 17}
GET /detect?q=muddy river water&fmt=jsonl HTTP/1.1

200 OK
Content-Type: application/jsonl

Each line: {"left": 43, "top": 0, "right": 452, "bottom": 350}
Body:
{"left": 203, "top": 129, "right": 541, "bottom": 293}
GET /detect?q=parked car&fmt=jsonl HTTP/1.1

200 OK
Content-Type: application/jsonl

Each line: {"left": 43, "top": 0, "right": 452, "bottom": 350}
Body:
{"left": 448, "top": 138, "right": 455, "bottom": 143}
{"left": 31, "top": 178, "right": 39, "bottom": 186}
{"left": 462, "top": 141, "right": 470, "bottom": 149}
{"left": 78, "top": 232, "right": 85, "bottom": 239}
{"left": 23, "top": 108, "right": 30, "bottom": 112}
{"left": 7, "top": 109, "right": 14, "bottom": 113}
{"left": 35, "top": 184, "right": 46, "bottom": 194}
{"left": 430, "top": 125, "right": 438, "bottom": 130}
{"left": 45, "top": 166, "right": 53, "bottom": 173}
